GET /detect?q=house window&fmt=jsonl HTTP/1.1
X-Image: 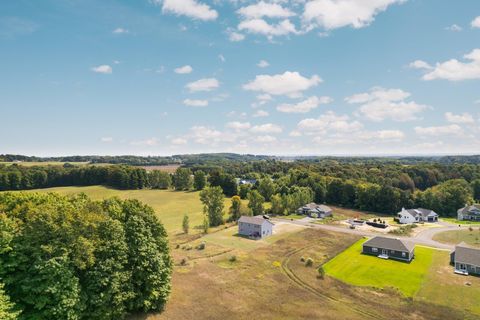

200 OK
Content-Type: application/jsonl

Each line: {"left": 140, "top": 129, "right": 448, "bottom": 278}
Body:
{"left": 372, "top": 248, "right": 378, "bottom": 253}
{"left": 402, "top": 252, "right": 406, "bottom": 257}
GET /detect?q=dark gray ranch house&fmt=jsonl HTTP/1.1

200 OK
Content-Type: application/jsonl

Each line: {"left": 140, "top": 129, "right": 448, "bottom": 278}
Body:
{"left": 362, "top": 236, "right": 415, "bottom": 262}
{"left": 457, "top": 204, "right": 480, "bottom": 221}
{"left": 297, "top": 203, "right": 333, "bottom": 218}
{"left": 238, "top": 216, "right": 273, "bottom": 239}
{"left": 450, "top": 242, "right": 480, "bottom": 276}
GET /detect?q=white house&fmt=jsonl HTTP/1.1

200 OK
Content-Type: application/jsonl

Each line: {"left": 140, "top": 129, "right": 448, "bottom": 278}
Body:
{"left": 397, "top": 208, "right": 438, "bottom": 224}
{"left": 238, "top": 216, "right": 273, "bottom": 239}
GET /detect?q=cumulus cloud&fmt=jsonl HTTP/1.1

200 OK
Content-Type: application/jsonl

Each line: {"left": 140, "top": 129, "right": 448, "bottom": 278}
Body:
{"left": 237, "top": 1, "right": 295, "bottom": 19}
{"left": 445, "top": 112, "right": 474, "bottom": 124}
{"left": 243, "top": 71, "right": 322, "bottom": 97}
{"left": 409, "top": 60, "right": 432, "bottom": 70}
{"left": 158, "top": 0, "right": 218, "bottom": 21}
{"left": 413, "top": 49, "right": 480, "bottom": 81}
{"left": 257, "top": 60, "right": 270, "bottom": 68}
{"left": 472, "top": 16, "right": 480, "bottom": 28}
{"left": 277, "top": 96, "right": 332, "bottom": 113}
{"left": 183, "top": 99, "right": 208, "bottom": 107}
{"left": 91, "top": 65, "right": 112, "bottom": 74}
{"left": 130, "top": 138, "right": 159, "bottom": 146}
{"left": 238, "top": 18, "right": 299, "bottom": 38}
{"left": 250, "top": 123, "right": 282, "bottom": 134}
{"left": 190, "top": 126, "right": 223, "bottom": 144}
{"left": 226, "top": 121, "right": 251, "bottom": 130}
{"left": 303, "top": 0, "right": 405, "bottom": 30}
{"left": 174, "top": 65, "right": 193, "bottom": 74}
{"left": 254, "top": 135, "right": 277, "bottom": 143}
{"left": 415, "top": 124, "right": 463, "bottom": 136}
{"left": 113, "top": 27, "right": 129, "bottom": 34}
{"left": 253, "top": 110, "right": 269, "bottom": 117}
{"left": 346, "top": 87, "right": 428, "bottom": 122}
{"left": 297, "top": 111, "right": 363, "bottom": 134}
{"left": 228, "top": 31, "right": 245, "bottom": 42}
{"left": 186, "top": 78, "right": 219, "bottom": 92}
{"left": 171, "top": 137, "right": 188, "bottom": 145}
{"left": 445, "top": 24, "right": 462, "bottom": 32}
{"left": 359, "top": 130, "right": 405, "bottom": 141}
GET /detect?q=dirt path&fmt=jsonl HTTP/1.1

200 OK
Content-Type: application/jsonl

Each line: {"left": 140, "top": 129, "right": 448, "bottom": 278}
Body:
{"left": 280, "top": 245, "right": 383, "bottom": 320}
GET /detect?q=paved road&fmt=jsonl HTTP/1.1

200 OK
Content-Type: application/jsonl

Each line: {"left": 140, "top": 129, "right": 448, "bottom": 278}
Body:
{"left": 272, "top": 217, "right": 470, "bottom": 250}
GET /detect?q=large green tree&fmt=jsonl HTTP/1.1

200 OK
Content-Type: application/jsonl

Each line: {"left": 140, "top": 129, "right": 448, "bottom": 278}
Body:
{"left": 247, "top": 190, "right": 265, "bottom": 216}
{"left": 173, "top": 168, "right": 193, "bottom": 191}
{"left": 199, "top": 186, "right": 225, "bottom": 227}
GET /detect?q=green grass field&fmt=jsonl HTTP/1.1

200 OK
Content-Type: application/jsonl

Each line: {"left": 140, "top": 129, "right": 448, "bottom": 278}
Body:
{"left": 433, "top": 229, "right": 480, "bottom": 247}
{"left": 442, "top": 218, "right": 480, "bottom": 225}
{"left": 323, "top": 239, "right": 435, "bottom": 297}
{"left": 15, "top": 186, "right": 239, "bottom": 235}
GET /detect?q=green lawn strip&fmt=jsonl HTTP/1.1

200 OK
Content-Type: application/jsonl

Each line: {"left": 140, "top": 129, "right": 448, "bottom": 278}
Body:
{"left": 442, "top": 218, "right": 480, "bottom": 225}
{"left": 323, "top": 239, "right": 435, "bottom": 297}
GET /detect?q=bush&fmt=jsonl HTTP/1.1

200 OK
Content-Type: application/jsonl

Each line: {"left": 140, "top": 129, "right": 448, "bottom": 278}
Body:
{"left": 196, "top": 242, "right": 206, "bottom": 250}
{"left": 300, "top": 256, "right": 305, "bottom": 262}
{"left": 305, "top": 257, "right": 314, "bottom": 267}
{"left": 180, "top": 258, "right": 187, "bottom": 266}
{"left": 317, "top": 266, "right": 325, "bottom": 279}
{"left": 229, "top": 255, "right": 237, "bottom": 262}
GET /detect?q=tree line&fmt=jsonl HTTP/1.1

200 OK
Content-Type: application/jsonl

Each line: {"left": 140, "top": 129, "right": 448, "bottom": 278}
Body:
{"left": 0, "top": 192, "right": 172, "bottom": 320}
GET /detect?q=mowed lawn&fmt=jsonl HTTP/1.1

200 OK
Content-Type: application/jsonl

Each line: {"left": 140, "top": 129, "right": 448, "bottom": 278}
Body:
{"left": 16, "top": 186, "right": 236, "bottom": 235}
{"left": 323, "top": 239, "right": 435, "bottom": 297}
{"left": 433, "top": 229, "right": 480, "bottom": 247}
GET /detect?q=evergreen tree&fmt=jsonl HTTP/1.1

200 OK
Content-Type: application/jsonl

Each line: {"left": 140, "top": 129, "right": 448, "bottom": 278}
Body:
{"left": 182, "top": 214, "right": 190, "bottom": 234}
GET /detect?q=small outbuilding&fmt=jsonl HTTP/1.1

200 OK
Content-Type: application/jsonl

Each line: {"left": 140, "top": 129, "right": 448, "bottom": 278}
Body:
{"left": 397, "top": 208, "right": 438, "bottom": 224}
{"left": 457, "top": 204, "right": 480, "bottom": 221}
{"left": 362, "top": 236, "right": 415, "bottom": 262}
{"left": 238, "top": 215, "right": 273, "bottom": 239}
{"left": 450, "top": 242, "right": 480, "bottom": 276}
{"left": 297, "top": 203, "right": 333, "bottom": 218}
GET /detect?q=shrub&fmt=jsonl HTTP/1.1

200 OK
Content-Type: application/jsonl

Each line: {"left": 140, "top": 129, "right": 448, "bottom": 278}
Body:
{"left": 305, "top": 257, "right": 314, "bottom": 267}
{"left": 229, "top": 255, "right": 237, "bottom": 262}
{"left": 196, "top": 242, "right": 206, "bottom": 250}
{"left": 180, "top": 258, "right": 187, "bottom": 266}
{"left": 300, "top": 256, "right": 305, "bottom": 262}
{"left": 317, "top": 266, "right": 325, "bottom": 279}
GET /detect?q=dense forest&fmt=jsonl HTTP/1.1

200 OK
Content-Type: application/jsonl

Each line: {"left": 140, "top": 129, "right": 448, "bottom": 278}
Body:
{"left": 0, "top": 192, "right": 172, "bottom": 320}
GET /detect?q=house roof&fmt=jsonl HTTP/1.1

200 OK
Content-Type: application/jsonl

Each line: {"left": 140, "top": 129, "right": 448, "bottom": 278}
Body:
{"left": 301, "top": 203, "right": 332, "bottom": 212}
{"left": 454, "top": 242, "right": 480, "bottom": 266}
{"left": 458, "top": 204, "right": 480, "bottom": 215}
{"left": 363, "top": 236, "right": 415, "bottom": 252}
{"left": 401, "top": 208, "right": 437, "bottom": 218}
{"left": 238, "top": 215, "right": 273, "bottom": 226}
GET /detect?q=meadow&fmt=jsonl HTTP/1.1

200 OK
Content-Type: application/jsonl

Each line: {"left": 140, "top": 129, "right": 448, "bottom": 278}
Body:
{"left": 433, "top": 229, "right": 480, "bottom": 247}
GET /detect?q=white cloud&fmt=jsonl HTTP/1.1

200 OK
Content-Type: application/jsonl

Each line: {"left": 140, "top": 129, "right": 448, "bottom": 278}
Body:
{"left": 289, "top": 130, "right": 302, "bottom": 137}
{"left": 445, "top": 24, "right": 462, "bottom": 32}
{"left": 257, "top": 60, "right": 270, "bottom": 68}
{"left": 190, "top": 126, "right": 223, "bottom": 144}
{"left": 186, "top": 78, "right": 219, "bottom": 92}
{"left": 91, "top": 65, "right": 112, "bottom": 74}
{"left": 415, "top": 124, "right": 463, "bottom": 136}
{"left": 243, "top": 71, "right": 322, "bottom": 97}
{"left": 297, "top": 111, "right": 363, "bottom": 134}
{"left": 113, "top": 27, "right": 129, "bottom": 34}
{"left": 183, "top": 99, "right": 209, "bottom": 107}
{"left": 238, "top": 19, "right": 299, "bottom": 38}
{"left": 303, "top": 0, "right": 405, "bottom": 30}
{"left": 445, "top": 112, "right": 475, "bottom": 124}
{"left": 218, "top": 54, "right": 226, "bottom": 62}
{"left": 158, "top": 0, "right": 218, "bottom": 21}
{"left": 171, "top": 137, "right": 187, "bottom": 145}
{"left": 254, "top": 135, "right": 277, "bottom": 143}
{"left": 417, "top": 49, "right": 480, "bottom": 81}
{"left": 131, "top": 138, "right": 159, "bottom": 146}
{"left": 226, "top": 121, "right": 251, "bottom": 130}
{"left": 250, "top": 123, "right": 282, "bottom": 134}
{"left": 359, "top": 130, "right": 405, "bottom": 141}
{"left": 277, "top": 96, "right": 332, "bottom": 113}
{"left": 100, "top": 137, "right": 113, "bottom": 143}
{"left": 472, "top": 16, "right": 480, "bottom": 28}
{"left": 346, "top": 87, "right": 428, "bottom": 122}
{"left": 409, "top": 60, "right": 432, "bottom": 70}
{"left": 228, "top": 31, "right": 245, "bottom": 42}
{"left": 253, "top": 110, "right": 269, "bottom": 117}
{"left": 237, "top": 1, "right": 295, "bottom": 19}
{"left": 174, "top": 65, "right": 193, "bottom": 74}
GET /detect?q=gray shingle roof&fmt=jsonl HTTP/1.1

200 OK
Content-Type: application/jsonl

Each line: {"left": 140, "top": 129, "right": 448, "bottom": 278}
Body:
{"left": 238, "top": 216, "right": 273, "bottom": 226}
{"left": 301, "top": 203, "right": 332, "bottom": 212}
{"left": 458, "top": 204, "right": 480, "bottom": 215}
{"left": 404, "top": 208, "right": 437, "bottom": 218}
{"left": 363, "top": 236, "right": 415, "bottom": 252}
{"left": 454, "top": 242, "right": 480, "bottom": 266}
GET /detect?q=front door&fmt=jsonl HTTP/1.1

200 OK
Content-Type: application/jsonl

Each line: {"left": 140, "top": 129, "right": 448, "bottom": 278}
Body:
{"left": 382, "top": 249, "right": 387, "bottom": 256}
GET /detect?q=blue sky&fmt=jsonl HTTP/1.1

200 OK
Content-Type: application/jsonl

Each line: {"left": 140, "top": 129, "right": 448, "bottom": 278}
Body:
{"left": 1, "top": 0, "right": 479, "bottom": 156}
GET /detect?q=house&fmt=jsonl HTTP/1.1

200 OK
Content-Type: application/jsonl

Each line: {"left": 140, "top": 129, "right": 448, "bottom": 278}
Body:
{"left": 362, "top": 236, "right": 415, "bottom": 262}
{"left": 297, "top": 203, "right": 333, "bottom": 218}
{"left": 450, "top": 242, "right": 480, "bottom": 275}
{"left": 397, "top": 208, "right": 438, "bottom": 224}
{"left": 238, "top": 215, "right": 273, "bottom": 239}
{"left": 457, "top": 204, "right": 480, "bottom": 221}
{"left": 236, "top": 178, "right": 257, "bottom": 186}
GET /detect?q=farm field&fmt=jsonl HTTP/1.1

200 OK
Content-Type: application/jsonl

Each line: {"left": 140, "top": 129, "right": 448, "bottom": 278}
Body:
{"left": 15, "top": 185, "right": 238, "bottom": 235}
{"left": 140, "top": 164, "right": 181, "bottom": 173}
{"left": 131, "top": 228, "right": 469, "bottom": 320}
{"left": 432, "top": 229, "right": 480, "bottom": 247}
{"left": 323, "top": 239, "right": 435, "bottom": 297}
{"left": 0, "top": 161, "right": 90, "bottom": 166}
